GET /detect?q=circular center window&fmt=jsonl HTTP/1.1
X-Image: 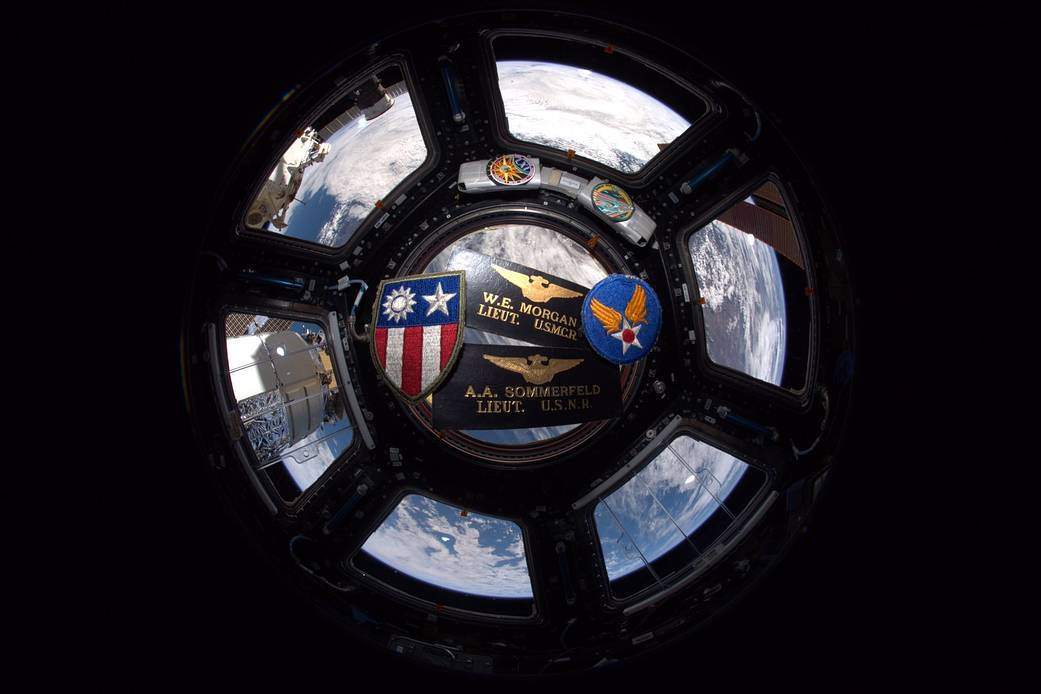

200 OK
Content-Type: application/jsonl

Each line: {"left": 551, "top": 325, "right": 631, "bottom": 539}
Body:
{"left": 400, "top": 218, "right": 642, "bottom": 464}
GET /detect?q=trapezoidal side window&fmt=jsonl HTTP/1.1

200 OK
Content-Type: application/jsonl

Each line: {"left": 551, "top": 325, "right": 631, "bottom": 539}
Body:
{"left": 242, "top": 62, "right": 430, "bottom": 248}
{"left": 593, "top": 434, "right": 767, "bottom": 601}
{"left": 686, "top": 179, "right": 813, "bottom": 392}
{"left": 223, "top": 312, "right": 355, "bottom": 504}
{"left": 353, "top": 493, "right": 535, "bottom": 618}
{"left": 490, "top": 34, "right": 708, "bottom": 175}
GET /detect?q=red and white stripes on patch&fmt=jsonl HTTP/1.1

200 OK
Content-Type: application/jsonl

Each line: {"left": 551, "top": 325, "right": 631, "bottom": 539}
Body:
{"left": 374, "top": 323, "right": 458, "bottom": 397}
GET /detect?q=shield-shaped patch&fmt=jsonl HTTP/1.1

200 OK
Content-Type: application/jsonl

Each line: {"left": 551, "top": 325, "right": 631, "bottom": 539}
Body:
{"left": 370, "top": 271, "right": 466, "bottom": 401}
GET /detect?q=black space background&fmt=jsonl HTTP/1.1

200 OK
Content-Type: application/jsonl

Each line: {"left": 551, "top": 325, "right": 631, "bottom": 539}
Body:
{"left": 94, "top": 6, "right": 1017, "bottom": 689}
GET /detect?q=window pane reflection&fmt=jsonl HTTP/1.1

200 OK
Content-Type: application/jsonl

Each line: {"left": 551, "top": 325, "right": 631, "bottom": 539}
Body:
{"left": 595, "top": 435, "right": 749, "bottom": 582}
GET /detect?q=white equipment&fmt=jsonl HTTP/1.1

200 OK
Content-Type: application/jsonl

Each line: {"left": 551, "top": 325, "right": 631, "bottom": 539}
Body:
{"left": 226, "top": 330, "right": 328, "bottom": 463}
{"left": 245, "top": 128, "right": 331, "bottom": 231}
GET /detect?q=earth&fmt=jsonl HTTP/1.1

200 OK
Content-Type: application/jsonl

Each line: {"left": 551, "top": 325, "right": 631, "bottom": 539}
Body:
{"left": 278, "top": 89, "right": 428, "bottom": 248}
{"left": 689, "top": 219, "right": 787, "bottom": 386}
{"left": 497, "top": 60, "right": 690, "bottom": 174}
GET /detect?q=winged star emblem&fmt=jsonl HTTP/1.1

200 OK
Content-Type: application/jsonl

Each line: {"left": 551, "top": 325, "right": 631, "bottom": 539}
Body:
{"left": 492, "top": 264, "right": 583, "bottom": 304}
{"left": 483, "top": 354, "right": 584, "bottom": 385}
{"left": 588, "top": 283, "right": 647, "bottom": 356}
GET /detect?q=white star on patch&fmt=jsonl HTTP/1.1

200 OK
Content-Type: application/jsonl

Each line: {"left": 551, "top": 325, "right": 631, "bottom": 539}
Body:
{"left": 423, "top": 282, "right": 456, "bottom": 317}
{"left": 610, "top": 318, "right": 643, "bottom": 355}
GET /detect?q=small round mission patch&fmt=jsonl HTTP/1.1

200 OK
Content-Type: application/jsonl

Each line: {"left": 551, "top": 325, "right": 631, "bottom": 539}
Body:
{"left": 581, "top": 275, "right": 662, "bottom": 364}
{"left": 591, "top": 182, "right": 634, "bottom": 221}
{"left": 487, "top": 153, "right": 536, "bottom": 186}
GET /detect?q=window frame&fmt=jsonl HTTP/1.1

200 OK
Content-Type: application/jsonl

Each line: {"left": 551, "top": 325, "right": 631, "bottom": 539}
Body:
{"left": 477, "top": 28, "right": 722, "bottom": 189}
{"left": 233, "top": 54, "right": 442, "bottom": 257}
{"left": 583, "top": 418, "right": 775, "bottom": 607}
{"left": 390, "top": 203, "right": 645, "bottom": 466}
{"left": 676, "top": 172, "right": 819, "bottom": 409}
{"left": 215, "top": 301, "right": 362, "bottom": 512}
{"left": 347, "top": 488, "right": 541, "bottom": 623}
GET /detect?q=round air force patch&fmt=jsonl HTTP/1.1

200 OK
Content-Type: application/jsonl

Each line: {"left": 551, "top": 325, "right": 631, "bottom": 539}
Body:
{"left": 581, "top": 275, "right": 662, "bottom": 364}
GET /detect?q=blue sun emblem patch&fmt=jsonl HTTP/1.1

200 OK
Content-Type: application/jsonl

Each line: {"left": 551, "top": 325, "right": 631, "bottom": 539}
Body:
{"left": 581, "top": 275, "right": 662, "bottom": 364}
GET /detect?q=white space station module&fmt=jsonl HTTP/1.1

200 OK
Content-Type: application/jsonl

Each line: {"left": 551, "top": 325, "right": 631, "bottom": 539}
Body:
{"left": 245, "top": 128, "right": 331, "bottom": 231}
{"left": 226, "top": 330, "right": 332, "bottom": 465}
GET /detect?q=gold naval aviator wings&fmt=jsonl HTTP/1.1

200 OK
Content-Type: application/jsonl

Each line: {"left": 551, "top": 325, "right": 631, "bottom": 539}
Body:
{"left": 430, "top": 344, "right": 622, "bottom": 430}
{"left": 482, "top": 353, "right": 584, "bottom": 385}
{"left": 492, "top": 264, "right": 584, "bottom": 304}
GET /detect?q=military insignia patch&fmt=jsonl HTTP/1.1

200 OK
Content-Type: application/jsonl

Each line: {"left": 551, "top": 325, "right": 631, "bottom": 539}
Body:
{"left": 370, "top": 271, "right": 466, "bottom": 401}
{"left": 581, "top": 275, "right": 662, "bottom": 364}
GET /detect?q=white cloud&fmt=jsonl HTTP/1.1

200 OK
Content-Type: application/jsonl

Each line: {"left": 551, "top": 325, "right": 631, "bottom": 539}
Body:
{"left": 429, "top": 225, "right": 609, "bottom": 289}
{"left": 282, "top": 90, "right": 428, "bottom": 246}
{"left": 497, "top": 61, "right": 691, "bottom": 174}
{"left": 361, "top": 495, "right": 533, "bottom": 598}
{"left": 689, "top": 220, "right": 787, "bottom": 386}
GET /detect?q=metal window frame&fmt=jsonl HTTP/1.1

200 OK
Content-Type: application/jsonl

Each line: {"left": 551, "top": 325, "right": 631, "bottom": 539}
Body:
{"left": 233, "top": 54, "right": 442, "bottom": 257}
{"left": 477, "top": 28, "right": 723, "bottom": 189}
{"left": 579, "top": 417, "right": 776, "bottom": 608}
{"left": 676, "top": 171, "right": 820, "bottom": 409}
{"left": 213, "top": 303, "right": 363, "bottom": 512}
{"left": 346, "top": 488, "right": 542, "bottom": 624}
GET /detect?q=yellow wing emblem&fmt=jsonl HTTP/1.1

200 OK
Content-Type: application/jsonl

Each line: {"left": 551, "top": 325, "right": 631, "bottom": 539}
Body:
{"left": 482, "top": 354, "right": 531, "bottom": 377}
{"left": 589, "top": 298, "right": 621, "bottom": 334}
{"left": 483, "top": 354, "right": 584, "bottom": 385}
{"left": 492, "top": 264, "right": 583, "bottom": 303}
{"left": 624, "top": 283, "right": 647, "bottom": 325}
{"left": 589, "top": 284, "right": 647, "bottom": 335}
